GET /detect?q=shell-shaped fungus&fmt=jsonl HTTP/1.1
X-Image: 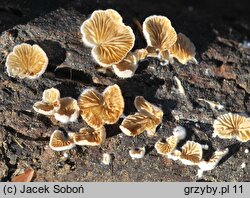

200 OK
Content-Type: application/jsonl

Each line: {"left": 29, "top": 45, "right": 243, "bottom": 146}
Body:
{"left": 73, "top": 126, "right": 106, "bottom": 146}
{"left": 11, "top": 167, "right": 35, "bottom": 182}
{"left": 112, "top": 48, "right": 148, "bottom": 78}
{"left": 174, "top": 141, "right": 203, "bottom": 165}
{"left": 155, "top": 136, "right": 178, "bottom": 155}
{"left": 6, "top": 43, "right": 48, "bottom": 79}
{"left": 120, "top": 96, "right": 163, "bottom": 137}
{"left": 78, "top": 84, "right": 124, "bottom": 129}
{"left": 80, "top": 9, "right": 135, "bottom": 67}
{"left": 54, "top": 97, "right": 80, "bottom": 124}
{"left": 33, "top": 88, "right": 61, "bottom": 115}
{"left": 197, "top": 148, "right": 229, "bottom": 178}
{"left": 129, "top": 147, "right": 146, "bottom": 159}
{"left": 143, "top": 15, "right": 177, "bottom": 62}
{"left": 102, "top": 153, "right": 112, "bottom": 165}
{"left": 49, "top": 130, "right": 75, "bottom": 151}
{"left": 213, "top": 113, "right": 250, "bottom": 142}
{"left": 169, "top": 33, "right": 197, "bottom": 64}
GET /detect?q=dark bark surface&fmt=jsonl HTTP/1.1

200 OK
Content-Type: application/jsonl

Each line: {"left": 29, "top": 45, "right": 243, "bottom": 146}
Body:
{"left": 0, "top": 0, "right": 249, "bottom": 181}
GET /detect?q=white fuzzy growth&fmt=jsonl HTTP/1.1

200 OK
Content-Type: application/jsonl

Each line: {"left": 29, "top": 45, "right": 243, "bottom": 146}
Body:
{"left": 167, "top": 153, "right": 180, "bottom": 161}
{"left": 102, "top": 153, "right": 112, "bottom": 165}
{"left": 245, "top": 149, "right": 249, "bottom": 154}
{"left": 173, "top": 126, "right": 187, "bottom": 141}
{"left": 112, "top": 64, "right": 137, "bottom": 78}
{"left": 129, "top": 147, "right": 146, "bottom": 159}
{"left": 196, "top": 169, "right": 204, "bottom": 179}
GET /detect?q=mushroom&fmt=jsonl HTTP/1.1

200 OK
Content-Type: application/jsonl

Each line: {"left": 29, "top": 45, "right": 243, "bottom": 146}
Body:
{"left": 112, "top": 49, "right": 148, "bottom": 78}
{"left": 11, "top": 167, "right": 35, "bottom": 182}
{"left": 78, "top": 84, "right": 124, "bottom": 129}
{"left": 155, "top": 136, "right": 178, "bottom": 155}
{"left": 172, "top": 125, "right": 187, "bottom": 141}
{"left": 143, "top": 15, "right": 177, "bottom": 63}
{"left": 80, "top": 9, "right": 135, "bottom": 67}
{"left": 120, "top": 96, "right": 163, "bottom": 137}
{"left": 129, "top": 147, "right": 146, "bottom": 159}
{"left": 73, "top": 126, "right": 106, "bottom": 146}
{"left": 197, "top": 148, "right": 229, "bottom": 178}
{"left": 33, "top": 88, "right": 60, "bottom": 115}
{"left": 213, "top": 113, "right": 250, "bottom": 142}
{"left": 49, "top": 130, "right": 75, "bottom": 151}
{"left": 6, "top": 43, "right": 48, "bottom": 79}
{"left": 102, "top": 153, "right": 112, "bottom": 165}
{"left": 169, "top": 33, "right": 197, "bottom": 64}
{"left": 54, "top": 97, "right": 80, "bottom": 124}
{"left": 172, "top": 141, "right": 203, "bottom": 165}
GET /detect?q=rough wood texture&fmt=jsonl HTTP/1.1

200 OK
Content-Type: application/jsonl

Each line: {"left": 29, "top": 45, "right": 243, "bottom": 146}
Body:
{"left": 0, "top": 0, "right": 249, "bottom": 182}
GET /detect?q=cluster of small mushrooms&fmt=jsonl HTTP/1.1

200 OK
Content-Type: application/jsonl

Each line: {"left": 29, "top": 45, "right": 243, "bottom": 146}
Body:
{"left": 4, "top": 9, "right": 250, "bottom": 179}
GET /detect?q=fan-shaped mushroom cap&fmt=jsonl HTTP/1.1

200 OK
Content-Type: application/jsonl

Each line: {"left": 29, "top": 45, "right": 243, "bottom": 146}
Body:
{"left": 129, "top": 147, "right": 146, "bottom": 159}
{"left": 49, "top": 130, "right": 75, "bottom": 151}
{"left": 143, "top": 15, "right": 177, "bottom": 51}
{"left": 11, "top": 167, "right": 35, "bottom": 182}
{"left": 213, "top": 113, "right": 250, "bottom": 142}
{"left": 169, "top": 33, "right": 197, "bottom": 64}
{"left": 78, "top": 84, "right": 124, "bottom": 129}
{"left": 33, "top": 88, "right": 60, "bottom": 115}
{"left": 155, "top": 136, "right": 178, "bottom": 155}
{"left": 120, "top": 96, "right": 163, "bottom": 137}
{"left": 80, "top": 9, "right": 135, "bottom": 67}
{"left": 177, "top": 141, "right": 203, "bottom": 165}
{"left": 54, "top": 97, "right": 80, "bottom": 124}
{"left": 73, "top": 126, "right": 106, "bottom": 146}
{"left": 6, "top": 43, "right": 48, "bottom": 79}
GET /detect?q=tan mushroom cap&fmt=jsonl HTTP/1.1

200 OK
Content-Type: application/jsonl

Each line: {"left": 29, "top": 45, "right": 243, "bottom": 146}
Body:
{"left": 129, "top": 147, "right": 146, "bottom": 159}
{"left": 80, "top": 9, "right": 135, "bottom": 67}
{"left": 11, "top": 167, "right": 35, "bottom": 182}
{"left": 213, "top": 113, "right": 250, "bottom": 142}
{"left": 6, "top": 43, "right": 48, "bottom": 79}
{"left": 177, "top": 141, "right": 203, "bottom": 165}
{"left": 120, "top": 96, "right": 163, "bottom": 137}
{"left": 78, "top": 84, "right": 124, "bottom": 129}
{"left": 169, "top": 33, "right": 197, "bottom": 64}
{"left": 49, "top": 130, "right": 75, "bottom": 151}
{"left": 155, "top": 136, "right": 178, "bottom": 155}
{"left": 42, "top": 88, "right": 60, "bottom": 104}
{"left": 33, "top": 87, "right": 60, "bottom": 115}
{"left": 113, "top": 49, "right": 148, "bottom": 78}
{"left": 54, "top": 97, "right": 80, "bottom": 124}
{"left": 143, "top": 15, "right": 177, "bottom": 51}
{"left": 112, "top": 52, "right": 137, "bottom": 78}
{"left": 74, "top": 126, "right": 106, "bottom": 146}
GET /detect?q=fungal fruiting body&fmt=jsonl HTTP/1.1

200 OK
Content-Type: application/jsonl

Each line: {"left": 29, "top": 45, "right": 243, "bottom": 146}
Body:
{"left": 49, "top": 130, "right": 76, "bottom": 151}
{"left": 54, "top": 97, "right": 80, "bottom": 124}
{"left": 73, "top": 126, "right": 106, "bottom": 146}
{"left": 169, "top": 33, "right": 197, "bottom": 64}
{"left": 155, "top": 136, "right": 178, "bottom": 155}
{"left": 213, "top": 113, "right": 250, "bottom": 142}
{"left": 33, "top": 88, "right": 61, "bottom": 115}
{"left": 80, "top": 9, "right": 135, "bottom": 67}
{"left": 112, "top": 49, "right": 148, "bottom": 78}
{"left": 11, "top": 167, "right": 35, "bottom": 182}
{"left": 173, "top": 141, "right": 203, "bottom": 165}
{"left": 78, "top": 84, "right": 124, "bottom": 129}
{"left": 129, "top": 147, "right": 146, "bottom": 159}
{"left": 197, "top": 148, "right": 229, "bottom": 178}
{"left": 172, "top": 125, "right": 187, "bottom": 141}
{"left": 6, "top": 43, "right": 48, "bottom": 79}
{"left": 143, "top": 15, "right": 177, "bottom": 63}
{"left": 120, "top": 96, "right": 163, "bottom": 137}
{"left": 102, "top": 153, "right": 112, "bottom": 165}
